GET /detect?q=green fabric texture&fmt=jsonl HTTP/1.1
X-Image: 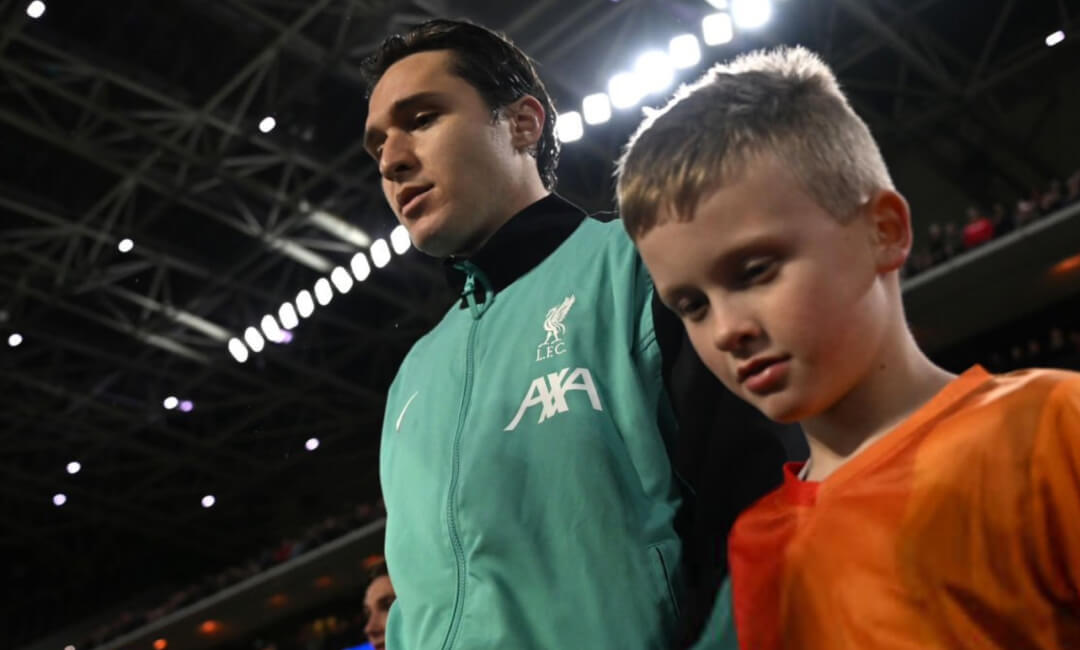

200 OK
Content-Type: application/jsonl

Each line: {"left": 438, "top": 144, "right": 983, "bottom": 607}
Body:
{"left": 380, "top": 218, "right": 683, "bottom": 649}
{"left": 690, "top": 578, "right": 741, "bottom": 650}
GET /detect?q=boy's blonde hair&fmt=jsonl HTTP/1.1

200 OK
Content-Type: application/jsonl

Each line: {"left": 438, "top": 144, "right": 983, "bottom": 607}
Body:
{"left": 617, "top": 45, "right": 894, "bottom": 239}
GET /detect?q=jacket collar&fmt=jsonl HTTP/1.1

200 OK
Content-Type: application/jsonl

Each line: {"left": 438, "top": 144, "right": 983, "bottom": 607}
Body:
{"left": 445, "top": 194, "right": 588, "bottom": 302}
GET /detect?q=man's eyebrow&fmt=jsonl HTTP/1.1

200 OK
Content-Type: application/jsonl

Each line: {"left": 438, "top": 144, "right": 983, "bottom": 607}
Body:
{"left": 364, "top": 91, "right": 446, "bottom": 153}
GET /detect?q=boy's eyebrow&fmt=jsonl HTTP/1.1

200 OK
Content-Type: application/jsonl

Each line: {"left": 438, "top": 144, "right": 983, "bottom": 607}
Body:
{"left": 363, "top": 91, "right": 446, "bottom": 155}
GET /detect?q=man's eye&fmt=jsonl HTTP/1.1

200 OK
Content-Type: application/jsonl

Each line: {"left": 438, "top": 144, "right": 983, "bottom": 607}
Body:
{"left": 414, "top": 112, "right": 437, "bottom": 128}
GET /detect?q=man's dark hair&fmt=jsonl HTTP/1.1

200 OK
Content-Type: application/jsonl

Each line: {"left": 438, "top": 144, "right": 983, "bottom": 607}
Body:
{"left": 361, "top": 18, "right": 560, "bottom": 190}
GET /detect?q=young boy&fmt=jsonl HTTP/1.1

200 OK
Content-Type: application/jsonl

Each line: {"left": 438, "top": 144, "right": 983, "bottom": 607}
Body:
{"left": 617, "top": 46, "right": 1080, "bottom": 649}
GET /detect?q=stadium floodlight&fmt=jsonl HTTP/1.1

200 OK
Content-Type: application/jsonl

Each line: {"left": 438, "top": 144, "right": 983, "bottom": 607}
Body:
{"left": 179, "top": 400, "right": 194, "bottom": 412}
{"left": 8, "top": 333, "right": 23, "bottom": 347}
{"left": 117, "top": 238, "right": 134, "bottom": 253}
{"left": 556, "top": 111, "right": 584, "bottom": 143}
{"left": 244, "top": 326, "right": 266, "bottom": 352}
{"left": 371, "top": 238, "right": 391, "bottom": 268}
{"left": 67, "top": 461, "right": 81, "bottom": 475}
{"left": 634, "top": 50, "right": 676, "bottom": 95}
{"left": 258, "top": 116, "right": 276, "bottom": 133}
{"left": 295, "top": 289, "right": 315, "bottom": 318}
{"left": 702, "top": 12, "right": 735, "bottom": 45}
{"left": 260, "top": 314, "right": 284, "bottom": 342}
{"left": 390, "top": 225, "right": 411, "bottom": 254}
{"left": 305, "top": 437, "right": 320, "bottom": 451}
{"left": 314, "top": 277, "right": 334, "bottom": 306}
{"left": 26, "top": 1, "right": 45, "bottom": 19}
{"left": 64, "top": 645, "right": 75, "bottom": 650}
{"left": 350, "top": 252, "right": 372, "bottom": 282}
{"left": 582, "top": 93, "right": 612, "bottom": 125}
{"left": 669, "top": 34, "right": 702, "bottom": 69}
{"left": 201, "top": 495, "right": 216, "bottom": 508}
{"left": 330, "top": 266, "right": 354, "bottom": 294}
{"left": 163, "top": 396, "right": 179, "bottom": 410}
{"left": 53, "top": 493, "right": 67, "bottom": 506}
{"left": 227, "top": 337, "right": 249, "bottom": 363}
{"left": 278, "top": 302, "right": 299, "bottom": 329}
{"left": 608, "top": 71, "right": 644, "bottom": 109}
{"left": 731, "top": 0, "right": 772, "bottom": 30}
{"left": 1046, "top": 30, "right": 1065, "bottom": 47}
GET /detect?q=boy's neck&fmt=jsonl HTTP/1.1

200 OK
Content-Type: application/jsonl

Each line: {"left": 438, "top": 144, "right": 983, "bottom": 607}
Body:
{"left": 801, "top": 324, "right": 955, "bottom": 482}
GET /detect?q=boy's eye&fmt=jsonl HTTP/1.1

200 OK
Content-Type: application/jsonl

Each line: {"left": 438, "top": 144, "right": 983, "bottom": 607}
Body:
{"left": 739, "top": 258, "right": 776, "bottom": 285}
{"left": 674, "top": 296, "right": 708, "bottom": 322}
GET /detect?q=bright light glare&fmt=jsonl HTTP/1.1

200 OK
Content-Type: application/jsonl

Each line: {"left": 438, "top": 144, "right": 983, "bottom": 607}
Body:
{"left": 53, "top": 493, "right": 67, "bottom": 506}
{"left": 608, "top": 72, "right": 644, "bottom": 109}
{"left": 705, "top": 0, "right": 729, "bottom": 7}
{"left": 350, "top": 252, "right": 372, "bottom": 281}
{"left": 244, "top": 326, "right": 266, "bottom": 352}
{"left": 228, "top": 338, "right": 249, "bottom": 363}
{"left": 390, "top": 225, "right": 411, "bottom": 254}
{"left": 26, "top": 1, "right": 45, "bottom": 19}
{"left": 278, "top": 302, "right": 299, "bottom": 329}
{"left": 731, "top": 0, "right": 772, "bottom": 30}
{"left": 258, "top": 116, "right": 276, "bottom": 133}
{"left": 260, "top": 314, "right": 284, "bottom": 342}
{"left": 179, "top": 400, "right": 194, "bottom": 412}
{"left": 371, "top": 238, "right": 391, "bottom": 268}
{"left": 314, "top": 278, "right": 334, "bottom": 305}
{"left": 582, "top": 93, "right": 612, "bottom": 125}
{"left": 67, "top": 461, "right": 81, "bottom": 475}
{"left": 702, "top": 12, "right": 734, "bottom": 45}
{"left": 201, "top": 495, "right": 215, "bottom": 508}
{"left": 669, "top": 34, "right": 702, "bottom": 69}
{"left": 163, "top": 396, "right": 179, "bottom": 410}
{"left": 8, "top": 333, "right": 23, "bottom": 347}
{"left": 556, "top": 111, "right": 584, "bottom": 143}
{"left": 634, "top": 50, "right": 675, "bottom": 95}
{"left": 117, "top": 238, "right": 134, "bottom": 253}
{"left": 330, "top": 266, "right": 354, "bottom": 294}
{"left": 65, "top": 645, "right": 75, "bottom": 650}
{"left": 1046, "top": 30, "right": 1065, "bottom": 47}
{"left": 305, "top": 437, "right": 320, "bottom": 451}
{"left": 295, "top": 289, "right": 315, "bottom": 318}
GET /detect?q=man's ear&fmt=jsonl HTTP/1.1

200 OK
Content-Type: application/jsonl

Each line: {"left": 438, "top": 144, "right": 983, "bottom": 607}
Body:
{"left": 866, "top": 189, "right": 912, "bottom": 273}
{"left": 504, "top": 95, "right": 545, "bottom": 151}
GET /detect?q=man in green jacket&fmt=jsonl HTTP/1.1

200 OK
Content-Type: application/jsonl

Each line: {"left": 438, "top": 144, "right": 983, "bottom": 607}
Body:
{"left": 361, "top": 19, "right": 788, "bottom": 650}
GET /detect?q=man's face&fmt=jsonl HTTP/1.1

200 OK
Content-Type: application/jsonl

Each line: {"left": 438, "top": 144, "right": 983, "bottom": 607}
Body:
{"left": 363, "top": 575, "right": 395, "bottom": 650}
{"left": 637, "top": 155, "right": 893, "bottom": 423}
{"left": 365, "top": 50, "right": 522, "bottom": 258}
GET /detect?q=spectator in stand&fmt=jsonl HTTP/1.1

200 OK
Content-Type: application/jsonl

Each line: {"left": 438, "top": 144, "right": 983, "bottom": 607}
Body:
{"left": 927, "top": 222, "right": 946, "bottom": 265}
{"left": 1065, "top": 170, "right": 1080, "bottom": 205}
{"left": 1040, "top": 179, "right": 1064, "bottom": 215}
{"left": 962, "top": 206, "right": 995, "bottom": 249}
{"left": 363, "top": 561, "right": 396, "bottom": 650}
{"left": 991, "top": 202, "right": 1013, "bottom": 237}
{"left": 943, "top": 221, "right": 961, "bottom": 258}
{"left": 1016, "top": 195, "right": 1039, "bottom": 227}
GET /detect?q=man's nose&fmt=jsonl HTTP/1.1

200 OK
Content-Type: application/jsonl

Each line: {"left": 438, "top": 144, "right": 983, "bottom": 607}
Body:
{"left": 379, "top": 131, "right": 416, "bottom": 182}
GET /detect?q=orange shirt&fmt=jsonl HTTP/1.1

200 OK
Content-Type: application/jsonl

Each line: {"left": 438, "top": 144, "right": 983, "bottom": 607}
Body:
{"left": 728, "top": 366, "right": 1080, "bottom": 649}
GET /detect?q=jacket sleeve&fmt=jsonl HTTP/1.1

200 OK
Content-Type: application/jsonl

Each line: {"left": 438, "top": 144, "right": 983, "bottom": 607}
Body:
{"left": 651, "top": 291, "right": 797, "bottom": 648}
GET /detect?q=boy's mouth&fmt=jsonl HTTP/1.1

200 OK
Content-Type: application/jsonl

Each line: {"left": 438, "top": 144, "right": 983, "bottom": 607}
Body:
{"left": 737, "top": 354, "right": 789, "bottom": 383}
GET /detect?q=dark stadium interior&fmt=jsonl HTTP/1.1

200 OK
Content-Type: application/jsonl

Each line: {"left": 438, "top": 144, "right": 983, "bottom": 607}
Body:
{"left": 1, "top": 0, "right": 1078, "bottom": 648}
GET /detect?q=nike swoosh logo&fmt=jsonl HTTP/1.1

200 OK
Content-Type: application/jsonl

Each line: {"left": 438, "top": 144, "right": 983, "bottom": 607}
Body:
{"left": 395, "top": 391, "right": 419, "bottom": 432}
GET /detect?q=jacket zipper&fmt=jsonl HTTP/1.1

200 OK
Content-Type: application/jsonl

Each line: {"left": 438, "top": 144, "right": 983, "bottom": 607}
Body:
{"left": 441, "top": 266, "right": 486, "bottom": 650}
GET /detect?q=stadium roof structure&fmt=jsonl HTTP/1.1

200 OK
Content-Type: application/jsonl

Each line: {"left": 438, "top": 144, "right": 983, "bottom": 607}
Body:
{"left": 1, "top": 0, "right": 1077, "bottom": 644}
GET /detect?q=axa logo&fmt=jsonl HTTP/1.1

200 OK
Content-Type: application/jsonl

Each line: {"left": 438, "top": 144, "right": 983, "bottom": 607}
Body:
{"left": 536, "top": 295, "right": 575, "bottom": 362}
{"left": 504, "top": 367, "right": 603, "bottom": 431}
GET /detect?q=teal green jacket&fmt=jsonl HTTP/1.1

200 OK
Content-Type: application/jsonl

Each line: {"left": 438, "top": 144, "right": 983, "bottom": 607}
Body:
{"left": 380, "top": 196, "right": 683, "bottom": 649}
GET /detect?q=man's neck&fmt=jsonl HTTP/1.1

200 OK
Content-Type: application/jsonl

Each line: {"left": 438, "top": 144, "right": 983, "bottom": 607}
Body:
{"left": 452, "top": 179, "right": 549, "bottom": 259}
{"left": 800, "top": 323, "right": 955, "bottom": 482}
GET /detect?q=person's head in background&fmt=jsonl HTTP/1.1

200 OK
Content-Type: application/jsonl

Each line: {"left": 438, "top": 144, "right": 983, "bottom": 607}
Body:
{"left": 363, "top": 561, "right": 395, "bottom": 650}
{"left": 616, "top": 45, "right": 929, "bottom": 432}
{"left": 361, "top": 19, "right": 559, "bottom": 258}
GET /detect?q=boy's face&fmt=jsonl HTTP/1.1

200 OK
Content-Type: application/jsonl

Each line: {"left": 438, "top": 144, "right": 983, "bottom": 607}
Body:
{"left": 365, "top": 50, "right": 525, "bottom": 258}
{"left": 637, "top": 155, "right": 895, "bottom": 423}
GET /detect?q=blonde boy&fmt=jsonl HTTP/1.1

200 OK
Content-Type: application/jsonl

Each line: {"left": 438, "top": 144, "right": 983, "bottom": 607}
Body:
{"left": 617, "top": 46, "right": 1080, "bottom": 649}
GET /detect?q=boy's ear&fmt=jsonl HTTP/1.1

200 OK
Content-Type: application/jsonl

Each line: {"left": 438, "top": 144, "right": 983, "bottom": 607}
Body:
{"left": 866, "top": 189, "right": 912, "bottom": 274}
{"left": 504, "top": 95, "right": 545, "bottom": 151}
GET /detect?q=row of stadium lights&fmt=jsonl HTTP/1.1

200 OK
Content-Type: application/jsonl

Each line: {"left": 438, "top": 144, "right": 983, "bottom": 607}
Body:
{"left": 550, "top": 0, "right": 1070, "bottom": 144}
{"left": 226, "top": 225, "right": 411, "bottom": 363}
